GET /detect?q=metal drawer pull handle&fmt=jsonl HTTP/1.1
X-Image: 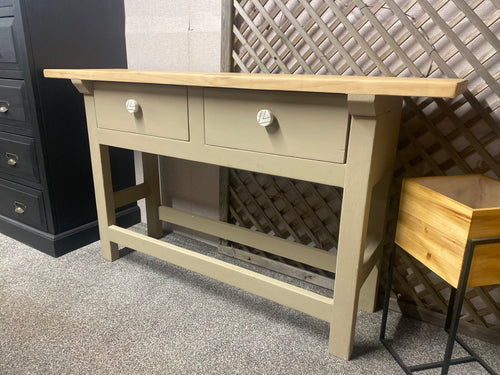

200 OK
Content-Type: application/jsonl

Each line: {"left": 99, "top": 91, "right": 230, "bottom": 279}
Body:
{"left": 14, "top": 201, "right": 26, "bottom": 214}
{"left": 0, "top": 101, "right": 10, "bottom": 113}
{"left": 5, "top": 152, "right": 18, "bottom": 166}
{"left": 256, "top": 109, "right": 274, "bottom": 127}
{"left": 125, "top": 99, "right": 140, "bottom": 114}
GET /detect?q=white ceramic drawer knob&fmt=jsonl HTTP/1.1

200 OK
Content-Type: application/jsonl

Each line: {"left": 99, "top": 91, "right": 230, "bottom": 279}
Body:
{"left": 256, "top": 109, "right": 274, "bottom": 127}
{"left": 125, "top": 99, "right": 140, "bottom": 114}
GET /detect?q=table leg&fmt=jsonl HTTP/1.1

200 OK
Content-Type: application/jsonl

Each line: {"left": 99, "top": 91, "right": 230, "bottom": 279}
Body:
{"left": 329, "top": 95, "right": 396, "bottom": 359}
{"left": 82, "top": 90, "right": 119, "bottom": 261}
{"left": 359, "top": 172, "right": 393, "bottom": 312}
{"left": 329, "top": 178, "right": 372, "bottom": 360}
{"left": 88, "top": 143, "right": 119, "bottom": 260}
{"left": 141, "top": 152, "right": 163, "bottom": 238}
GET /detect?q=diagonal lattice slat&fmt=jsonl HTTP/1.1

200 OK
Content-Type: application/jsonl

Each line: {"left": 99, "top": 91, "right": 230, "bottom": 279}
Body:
{"left": 228, "top": 0, "right": 500, "bottom": 339}
{"left": 229, "top": 169, "right": 341, "bottom": 277}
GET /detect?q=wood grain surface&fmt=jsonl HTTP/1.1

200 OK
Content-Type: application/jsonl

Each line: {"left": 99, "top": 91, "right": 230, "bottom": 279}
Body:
{"left": 395, "top": 175, "right": 500, "bottom": 288}
{"left": 44, "top": 69, "right": 467, "bottom": 98}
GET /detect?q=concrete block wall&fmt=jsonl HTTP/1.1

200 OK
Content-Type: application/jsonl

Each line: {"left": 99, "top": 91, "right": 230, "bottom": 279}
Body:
{"left": 124, "top": 1, "right": 222, "bottom": 241}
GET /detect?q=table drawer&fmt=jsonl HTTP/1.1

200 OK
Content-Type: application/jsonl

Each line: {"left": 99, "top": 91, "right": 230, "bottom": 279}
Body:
{"left": 0, "top": 132, "right": 39, "bottom": 182}
{"left": 0, "top": 178, "right": 46, "bottom": 230}
{"left": 0, "top": 78, "right": 28, "bottom": 123}
{"left": 204, "top": 88, "right": 349, "bottom": 163}
{"left": 94, "top": 82, "right": 189, "bottom": 141}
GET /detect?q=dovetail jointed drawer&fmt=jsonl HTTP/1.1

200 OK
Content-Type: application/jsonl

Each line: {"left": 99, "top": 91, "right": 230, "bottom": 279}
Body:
{"left": 94, "top": 82, "right": 189, "bottom": 141}
{"left": 203, "top": 88, "right": 350, "bottom": 163}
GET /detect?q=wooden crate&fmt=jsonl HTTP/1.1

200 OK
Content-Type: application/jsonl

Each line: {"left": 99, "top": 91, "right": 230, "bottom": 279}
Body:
{"left": 395, "top": 175, "right": 500, "bottom": 288}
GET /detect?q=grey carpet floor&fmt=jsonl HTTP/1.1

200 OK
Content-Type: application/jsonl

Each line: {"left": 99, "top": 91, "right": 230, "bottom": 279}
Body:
{"left": 0, "top": 226, "right": 498, "bottom": 375}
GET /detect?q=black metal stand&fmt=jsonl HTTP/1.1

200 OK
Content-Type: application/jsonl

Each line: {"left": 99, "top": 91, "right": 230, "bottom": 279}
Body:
{"left": 380, "top": 237, "right": 500, "bottom": 375}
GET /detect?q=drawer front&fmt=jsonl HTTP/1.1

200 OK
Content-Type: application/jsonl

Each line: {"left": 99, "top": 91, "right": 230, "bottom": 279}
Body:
{"left": 94, "top": 82, "right": 189, "bottom": 141}
{"left": 204, "top": 88, "right": 349, "bottom": 163}
{"left": 0, "top": 3, "right": 24, "bottom": 72}
{"left": 0, "top": 132, "right": 39, "bottom": 182}
{"left": 0, "top": 78, "right": 28, "bottom": 123}
{"left": 0, "top": 16, "right": 17, "bottom": 64}
{"left": 0, "top": 178, "right": 46, "bottom": 230}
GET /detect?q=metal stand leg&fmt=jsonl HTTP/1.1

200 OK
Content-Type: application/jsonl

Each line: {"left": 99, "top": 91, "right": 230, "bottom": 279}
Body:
{"left": 440, "top": 241, "right": 474, "bottom": 374}
{"left": 380, "top": 238, "right": 499, "bottom": 375}
{"left": 379, "top": 247, "right": 395, "bottom": 342}
{"left": 379, "top": 248, "right": 412, "bottom": 375}
{"left": 444, "top": 287, "right": 456, "bottom": 332}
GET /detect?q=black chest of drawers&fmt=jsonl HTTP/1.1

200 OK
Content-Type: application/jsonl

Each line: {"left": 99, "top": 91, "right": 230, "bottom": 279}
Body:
{"left": 0, "top": 0, "right": 140, "bottom": 256}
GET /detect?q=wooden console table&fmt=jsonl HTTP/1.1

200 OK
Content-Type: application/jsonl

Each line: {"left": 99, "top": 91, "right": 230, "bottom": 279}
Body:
{"left": 44, "top": 69, "right": 466, "bottom": 360}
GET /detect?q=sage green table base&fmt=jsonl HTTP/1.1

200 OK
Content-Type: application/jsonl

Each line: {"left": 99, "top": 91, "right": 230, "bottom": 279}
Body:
{"left": 74, "top": 79, "right": 402, "bottom": 360}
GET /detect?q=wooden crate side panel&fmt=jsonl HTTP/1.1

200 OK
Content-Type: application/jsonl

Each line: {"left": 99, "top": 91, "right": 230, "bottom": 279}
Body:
{"left": 469, "top": 243, "right": 500, "bottom": 288}
{"left": 414, "top": 175, "right": 483, "bottom": 209}
{"left": 396, "top": 180, "right": 472, "bottom": 287}
{"left": 469, "top": 209, "right": 500, "bottom": 239}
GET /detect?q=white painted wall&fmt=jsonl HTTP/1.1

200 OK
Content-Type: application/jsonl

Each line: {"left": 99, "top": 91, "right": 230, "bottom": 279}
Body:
{"left": 124, "top": 0, "right": 222, "bottom": 241}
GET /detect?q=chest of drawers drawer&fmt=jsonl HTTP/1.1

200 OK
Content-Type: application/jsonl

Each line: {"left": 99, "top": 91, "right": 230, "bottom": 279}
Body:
{"left": 0, "top": 177, "right": 46, "bottom": 230}
{"left": 0, "top": 3, "right": 24, "bottom": 72}
{"left": 0, "top": 16, "right": 17, "bottom": 65}
{"left": 0, "top": 78, "right": 28, "bottom": 123}
{"left": 203, "top": 88, "right": 349, "bottom": 163}
{"left": 0, "top": 132, "right": 38, "bottom": 182}
{"left": 94, "top": 82, "right": 189, "bottom": 141}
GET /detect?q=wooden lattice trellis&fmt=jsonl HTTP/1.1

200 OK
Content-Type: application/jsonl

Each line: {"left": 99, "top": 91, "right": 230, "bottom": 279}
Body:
{"left": 225, "top": 169, "right": 342, "bottom": 287}
{"left": 222, "top": 0, "right": 500, "bottom": 342}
